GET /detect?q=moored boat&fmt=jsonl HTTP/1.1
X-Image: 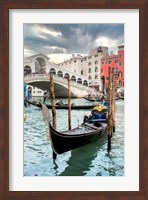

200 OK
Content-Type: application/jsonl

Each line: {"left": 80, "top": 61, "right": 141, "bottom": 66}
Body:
{"left": 41, "top": 103, "right": 108, "bottom": 154}
{"left": 26, "top": 99, "right": 99, "bottom": 110}
{"left": 84, "top": 97, "right": 102, "bottom": 102}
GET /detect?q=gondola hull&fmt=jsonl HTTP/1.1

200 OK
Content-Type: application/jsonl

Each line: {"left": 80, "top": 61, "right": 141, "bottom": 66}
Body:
{"left": 84, "top": 97, "right": 102, "bottom": 102}
{"left": 26, "top": 100, "right": 98, "bottom": 110}
{"left": 49, "top": 123, "right": 108, "bottom": 154}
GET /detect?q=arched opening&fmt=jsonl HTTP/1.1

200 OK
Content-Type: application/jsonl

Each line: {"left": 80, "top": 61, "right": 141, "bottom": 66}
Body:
{"left": 57, "top": 70, "right": 63, "bottom": 77}
{"left": 77, "top": 78, "right": 82, "bottom": 84}
{"left": 24, "top": 65, "right": 32, "bottom": 75}
{"left": 83, "top": 80, "right": 88, "bottom": 86}
{"left": 35, "top": 57, "right": 46, "bottom": 74}
{"left": 71, "top": 75, "right": 76, "bottom": 82}
{"left": 64, "top": 73, "right": 69, "bottom": 79}
{"left": 95, "top": 67, "right": 98, "bottom": 72}
{"left": 49, "top": 68, "right": 56, "bottom": 75}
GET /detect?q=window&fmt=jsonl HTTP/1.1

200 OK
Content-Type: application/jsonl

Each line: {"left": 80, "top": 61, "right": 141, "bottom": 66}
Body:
{"left": 95, "top": 54, "right": 98, "bottom": 57}
{"left": 95, "top": 60, "right": 98, "bottom": 65}
{"left": 115, "top": 60, "right": 118, "bottom": 63}
{"left": 95, "top": 75, "right": 98, "bottom": 79}
{"left": 88, "top": 56, "right": 92, "bottom": 59}
{"left": 88, "top": 62, "right": 92, "bottom": 66}
{"left": 81, "top": 70, "right": 83, "bottom": 75}
{"left": 102, "top": 61, "right": 104, "bottom": 65}
{"left": 119, "top": 54, "right": 122, "bottom": 57}
{"left": 118, "top": 71, "right": 122, "bottom": 77}
{"left": 119, "top": 81, "right": 122, "bottom": 86}
{"left": 88, "top": 75, "right": 92, "bottom": 80}
{"left": 95, "top": 67, "right": 98, "bottom": 73}
{"left": 119, "top": 60, "right": 122, "bottom": 66}
{"left": 88, "top": 68, "right": 92, "bottom": 73}
{"left": 101, "top": 69, "right": 104, "bottom": 74}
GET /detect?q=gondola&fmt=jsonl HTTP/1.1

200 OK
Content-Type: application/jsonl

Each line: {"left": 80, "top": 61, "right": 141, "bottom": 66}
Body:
{"left": 84, "top": 96, "right": 121, "bottom": 102}
{"left": 41, "top": 103, "right": 108, "bottom": 154}
{"left": 26, "top": 99, "right": 98, "bottom": 110}
{"left": 84, "top": 97, "right": 102, "bottom": 102}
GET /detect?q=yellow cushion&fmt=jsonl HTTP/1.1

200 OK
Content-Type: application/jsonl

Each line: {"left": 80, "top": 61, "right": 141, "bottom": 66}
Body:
{"left": 93, "top": 104, "right": 106, "bottom": 112}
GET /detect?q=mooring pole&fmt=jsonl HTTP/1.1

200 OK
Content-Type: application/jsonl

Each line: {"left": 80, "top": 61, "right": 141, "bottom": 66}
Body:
{"left": 68, "top": 75, "right": 71, "bottom": 130}
{"left": 49, "top": 73, "right": 57, "bottom": 159}
{"left": 107, "top": 67, "right": 112, "bottom": 151}
{"left": 101, "top": 76, "right": 105, "bottom": 94}
{"left": 112, "top": 73, "right": 116, "bottom": 133}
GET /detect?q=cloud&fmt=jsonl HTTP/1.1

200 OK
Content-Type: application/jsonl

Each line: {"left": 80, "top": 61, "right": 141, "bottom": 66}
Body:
{"left": 24, "top": 24, "right": 124, "bottom": 62}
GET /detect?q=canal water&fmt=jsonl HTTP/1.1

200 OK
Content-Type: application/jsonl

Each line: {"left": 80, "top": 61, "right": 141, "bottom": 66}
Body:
{"left": 24, "top": 98, "right": 124, "bottom": 176}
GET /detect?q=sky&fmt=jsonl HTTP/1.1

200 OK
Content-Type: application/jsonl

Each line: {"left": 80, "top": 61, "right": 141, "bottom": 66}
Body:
{"left": 24, "top": 24, "right": 124, "bottom": 63}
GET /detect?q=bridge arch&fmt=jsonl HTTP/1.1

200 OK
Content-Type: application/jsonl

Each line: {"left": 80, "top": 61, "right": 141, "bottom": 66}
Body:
{"left": 35, "top": 57, "right": 46, "bottom": 74}
{"left": 64, "top": 73, "right": 69, "bottom": 79}
{"left": 24, "top": 65, "right": 32, "bottom": 75}
{"left": 77, "top": 78, "right": 82, "bottom": 84}
{"left": 57, "top": 70, "right": 63, "bottom": 77}
{"left": 49, "top": 68, "right": 56, "bottom": 75}
{"left": 71, "top": 75, "right": 76, "bottom": 82}
{"left": 83, "top": 80, "right": 88, "bottom": 86}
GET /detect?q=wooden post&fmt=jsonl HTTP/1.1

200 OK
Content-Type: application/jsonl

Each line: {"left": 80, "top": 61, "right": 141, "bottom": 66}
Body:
{"left": 68, "top": 75, "right": 71, "bottom": 130}
{"left": 49, "top": 73, "right": 57, "bottom": 159}
{"left": 49, "top": 73, "right": 56, "bottom": 129}
{"left": 112, "top": 73, "right": 116, "bottom": 133}
{"left": 107, "top": 67, "right": 113, "bottom": 151}
{"left": 101, "top": 76, "right": 105, "bottom": 94}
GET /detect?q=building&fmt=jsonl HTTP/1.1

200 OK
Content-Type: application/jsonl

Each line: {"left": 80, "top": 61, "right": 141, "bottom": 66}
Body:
{"left": 100, "top": 45, "right": 124, "bottom": 91}
{"left": 57, "top": 46, "right": 109, "bottom": 91}
{"left": 24, "top": 45, "right": 124, "bottom": 96}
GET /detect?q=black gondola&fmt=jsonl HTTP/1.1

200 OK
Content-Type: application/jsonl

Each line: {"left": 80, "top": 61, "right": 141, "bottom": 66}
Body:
{"left": 26, "top": 99, "right": 98, "bottom": 110}
{"left": 41, "top": 103, "right": 108, "bottom": 154}
{"left": 84, "top": 97, "right": 102, "bottom": 102}
{"left": 84, "top": 96, "right": 121, "bottom": 102}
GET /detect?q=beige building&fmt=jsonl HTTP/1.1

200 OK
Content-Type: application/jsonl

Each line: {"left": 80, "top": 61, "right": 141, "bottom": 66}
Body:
{"left": 57, "top": 46, "right": 109, "bottom": 91}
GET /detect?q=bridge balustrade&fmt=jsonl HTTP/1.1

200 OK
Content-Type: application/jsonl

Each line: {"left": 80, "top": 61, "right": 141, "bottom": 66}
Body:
{"left": 24, "top": 74, "right": 92, "bottom": 91}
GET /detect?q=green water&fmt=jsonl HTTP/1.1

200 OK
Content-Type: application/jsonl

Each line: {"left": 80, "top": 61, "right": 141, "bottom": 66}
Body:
{"left": 24, "top": 97, "right": 124, "bottom": 176}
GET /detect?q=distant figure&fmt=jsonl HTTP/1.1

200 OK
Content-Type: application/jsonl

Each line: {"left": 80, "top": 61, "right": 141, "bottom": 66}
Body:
{"left": 43, "top": 90, "right": 48, "bottom": 103}
{"left": 56, "top": 100, "right": 63, "bottom": 106}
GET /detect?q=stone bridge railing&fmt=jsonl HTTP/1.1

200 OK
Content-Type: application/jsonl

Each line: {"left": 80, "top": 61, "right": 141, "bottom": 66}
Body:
{"left": 24, "top": 74, "right": 97, "bottom": 93}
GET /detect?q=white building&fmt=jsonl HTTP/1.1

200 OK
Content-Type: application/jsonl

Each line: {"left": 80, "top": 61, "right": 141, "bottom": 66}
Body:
{"left": 57, "top": 46, "right": 109, "bottom": 91}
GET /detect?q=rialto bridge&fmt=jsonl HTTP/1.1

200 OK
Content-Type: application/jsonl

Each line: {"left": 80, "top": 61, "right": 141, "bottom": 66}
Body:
{"left": 24, "top": 54, "right": 97, "bottom": 97}
{"left": 24, "top": 74, "right": 97, "bottom": 98}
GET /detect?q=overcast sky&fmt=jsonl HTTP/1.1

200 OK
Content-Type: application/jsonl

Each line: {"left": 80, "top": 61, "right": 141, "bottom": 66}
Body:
{"left": 24, "top": 23, "right": 124, "bottom": 63}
